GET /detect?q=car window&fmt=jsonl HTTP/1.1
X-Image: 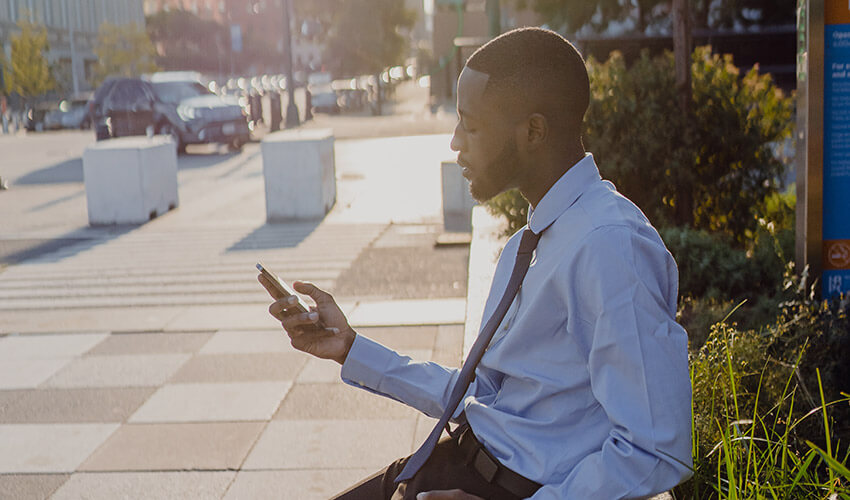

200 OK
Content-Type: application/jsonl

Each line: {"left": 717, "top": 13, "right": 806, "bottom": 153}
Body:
{"left": 151, "top": 81, "right": 211, "bottom": 104}
{"left": 104, "top": 81, "right": 154, "bottom": 110}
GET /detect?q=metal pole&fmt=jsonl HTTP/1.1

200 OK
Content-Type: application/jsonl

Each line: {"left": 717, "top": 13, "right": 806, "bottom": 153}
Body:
{"left": 65, "top": 0, "right": 80, "bottom": 96}
{"left": 485, "top": 0, "right": 500, "bottom": 37}
{"left": 795, "top": 0, "right": 824, "bottom": 286}
{"left": 282, "top": 0, "right": 300, "bottom": 128}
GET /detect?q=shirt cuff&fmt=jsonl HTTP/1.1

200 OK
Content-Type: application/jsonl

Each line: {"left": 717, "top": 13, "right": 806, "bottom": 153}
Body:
{"left": 340, "top": 334, "right": 399, "bottom": 391}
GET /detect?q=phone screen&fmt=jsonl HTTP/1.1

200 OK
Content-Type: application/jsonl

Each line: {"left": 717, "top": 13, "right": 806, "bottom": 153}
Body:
{"left": 256, "top": 263, "right": 313, "bottom": 314}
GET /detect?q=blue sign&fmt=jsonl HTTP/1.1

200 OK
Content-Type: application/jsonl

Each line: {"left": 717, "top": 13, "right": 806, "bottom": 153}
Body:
{"left": 823, "top": 23, "right": 850, "bottom": 298}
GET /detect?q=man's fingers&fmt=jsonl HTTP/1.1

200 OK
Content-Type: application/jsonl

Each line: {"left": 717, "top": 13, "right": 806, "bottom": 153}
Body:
{"left": 293, "top": 281, "right": 334, "bottom": 305}
{"left": 257, "top": 274, "right": 284, "bottom": 300}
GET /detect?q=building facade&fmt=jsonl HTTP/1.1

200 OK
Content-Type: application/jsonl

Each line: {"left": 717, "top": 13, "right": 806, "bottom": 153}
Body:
{"left": 0, "top": 0, "right": 145, "bottom": 95}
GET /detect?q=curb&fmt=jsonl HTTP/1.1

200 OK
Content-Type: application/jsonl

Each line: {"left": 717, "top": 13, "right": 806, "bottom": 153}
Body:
{"left": 463, "top": 205, "right": 507, "bottom": 358}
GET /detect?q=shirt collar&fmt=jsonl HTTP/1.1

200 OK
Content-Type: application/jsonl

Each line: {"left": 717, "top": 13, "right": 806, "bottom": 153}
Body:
{"left": 527, "top": 153, "right": 601, "bottom": 234}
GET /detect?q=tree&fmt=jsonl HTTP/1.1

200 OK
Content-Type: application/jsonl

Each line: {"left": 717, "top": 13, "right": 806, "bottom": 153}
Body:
{"left": 146, "top": 10, "right": 229, "bottom": 73}
{"left": 92, "top": 22, "right": 159, "bottom": 85}
{"left": 6, "top": 18, "right": 56, "bottom": 104}
{"left": 517, "top": 0, "right": 795, "bottom": 34}
{"left": 305, "top": 0, "right": 416, "bottom": 77}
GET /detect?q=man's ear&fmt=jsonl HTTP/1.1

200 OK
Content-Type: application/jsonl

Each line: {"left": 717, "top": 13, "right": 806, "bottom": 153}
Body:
{"left": 525, "top": 113, "right": 548, "bottom": 150}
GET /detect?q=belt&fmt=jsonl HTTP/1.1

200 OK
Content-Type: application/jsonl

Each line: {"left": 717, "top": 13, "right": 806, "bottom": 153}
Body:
{"left": 454, "top": 424, "right": 542, "bottom": 499}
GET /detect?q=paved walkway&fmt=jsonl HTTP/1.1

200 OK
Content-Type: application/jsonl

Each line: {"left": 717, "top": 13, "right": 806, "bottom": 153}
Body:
{"left": 0, "top": 134, "right": 470, "bottom": 499}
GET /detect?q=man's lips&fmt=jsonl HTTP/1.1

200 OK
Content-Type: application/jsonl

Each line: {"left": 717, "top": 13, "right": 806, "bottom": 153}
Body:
{"left": 457, "top": 159, "right": 472, "bottom": 178}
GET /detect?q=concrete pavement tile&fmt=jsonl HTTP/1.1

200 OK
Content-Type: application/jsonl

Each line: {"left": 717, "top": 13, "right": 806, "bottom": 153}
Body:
{"left": 169, "top": 352, "right": 307, "bottom": 383}
{"left": 275, "top": 383, "right": 418, "bottom": 420}
{"left": 355, "top": 325, "right": 439, "bottom": 350}
{"left": 0, "top": 307, "right": 185, "bottom": 334}
{"left": 79, "top": 422, "right": 264, "bottom": 471}
{"left": 414, "top": 414, "right": 440, "bottom": 450}
{"left": 87, "top": 332, "right": 214, "bottom": 355}
{"left": 0, "top": 423, "right": 119, "bottom": 473}
{"left": 129, "top": 382, "right": 292, "bottom": 423}
{"left": 431, "top": 324, "right": 465, "bottom": 367}
{"left": 242, "top": 419, "right": 416, "bottom": 470}
{"left": 44, "top": 354, "right": 191, "bottom": 388}
{"left": 51, "top": 471, "right": 236, "bottom": 500}
{"left": 0, "top": 333, "right": 108, "bottom": 359}
{"left": 295, "top": 357, "right": 344, "bottom": 383}
{"left": 164, "top": 304, "right": 282, "bottom": 331}
{"left": 224, "top": 469, "right": 377, "bottom": 500}
{"left": 0, "top": 388, "right": 156, "bottom": 423}
{"left": 294, "top": 349, "right": 431, "bottom": 384}
{"left": 199, "top": 329, "right": 290, "bottom": 354}
{"left": 0, "top": 473, "right": 70, "bottom": 500}
{"left": 348, "top": 298, "right": 466, "bottom": 327}
{"left": 0, "top": 358, "right": 72, "bottom": 389}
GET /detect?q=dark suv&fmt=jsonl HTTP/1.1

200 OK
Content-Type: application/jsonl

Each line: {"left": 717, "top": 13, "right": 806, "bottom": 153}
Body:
{"left": 90, "top": 73, "right": 251, "bottom": 153}
{"left": 148, "top": 73, "right": 251, "bottom": 153}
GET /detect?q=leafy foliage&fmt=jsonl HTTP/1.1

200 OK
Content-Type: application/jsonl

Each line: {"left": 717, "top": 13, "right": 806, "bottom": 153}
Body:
{"left": 316, "top": 0, "right": 416, "bottom": 77}
{"left": 146, "top": 10, "right": 229, "bottom": 73}
{"left": 4, "top": 18, "right": 56, "bottom": 101}
{"left": 92, "top": 22, "right": 159, "bottom": 86}
{"left": 585, "top": 47, "right": 793, "bottom": 240}
{"left": 514, "top": 0, "right": 796, "bottom": 34}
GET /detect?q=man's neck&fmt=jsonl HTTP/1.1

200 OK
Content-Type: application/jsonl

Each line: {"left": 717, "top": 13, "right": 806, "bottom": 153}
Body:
{"left": 521, "top": 147, "right": 586, "bottom": 208}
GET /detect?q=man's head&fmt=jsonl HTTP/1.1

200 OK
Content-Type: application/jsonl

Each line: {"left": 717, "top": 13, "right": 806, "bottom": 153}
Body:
{"left": 451, "top": 27, "right": 589, "bottom": 203}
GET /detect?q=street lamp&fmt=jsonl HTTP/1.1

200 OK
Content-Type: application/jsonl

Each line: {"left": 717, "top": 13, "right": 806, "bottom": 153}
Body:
{"left": 282, "top": 0, "right": 300, "bottom": 128}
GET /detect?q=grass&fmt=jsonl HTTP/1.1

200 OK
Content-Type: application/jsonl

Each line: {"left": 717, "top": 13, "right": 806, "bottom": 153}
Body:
{"left": 681, "top": 308, "right": 850, "bottom": 499}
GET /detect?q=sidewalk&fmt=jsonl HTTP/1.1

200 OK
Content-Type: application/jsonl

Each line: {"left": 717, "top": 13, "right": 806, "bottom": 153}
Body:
{"left": 0, "top": 133, "right": 472, "bottom": 499}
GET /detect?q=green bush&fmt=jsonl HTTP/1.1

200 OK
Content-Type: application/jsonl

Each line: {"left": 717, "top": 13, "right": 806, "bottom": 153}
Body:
{"left": 585, "top": 46, "right": 793, "bottom": 241}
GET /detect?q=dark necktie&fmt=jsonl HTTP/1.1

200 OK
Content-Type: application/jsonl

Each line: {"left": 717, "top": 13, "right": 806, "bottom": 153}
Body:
{"left": 395, "top": 228, "right": 541, "bottom": 483}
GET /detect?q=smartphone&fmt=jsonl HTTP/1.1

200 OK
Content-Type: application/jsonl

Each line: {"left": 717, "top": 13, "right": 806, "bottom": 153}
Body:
{"left": 256, "top": 263, "right": 314, "bottom": 315}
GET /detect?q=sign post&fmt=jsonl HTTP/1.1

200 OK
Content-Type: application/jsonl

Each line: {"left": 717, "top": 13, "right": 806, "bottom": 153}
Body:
{"left": 797, "top": 0, "right": 850, "bottom": 299}
{"left": 822, "top": 0, "right": 850, "bottom": 297}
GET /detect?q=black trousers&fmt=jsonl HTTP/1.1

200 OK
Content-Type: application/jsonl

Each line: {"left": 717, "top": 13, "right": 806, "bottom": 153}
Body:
{"left": 331, "top": 434, "right": 525, "bottom": 500}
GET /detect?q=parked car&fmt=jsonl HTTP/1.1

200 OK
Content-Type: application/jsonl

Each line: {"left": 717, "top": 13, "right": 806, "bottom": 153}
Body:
{"left": 148, "top": 71, "right": 251, "bottom": 153}
{"left": 90, "top": 77, "right": 124, "bottom": 140}
{"left": 24, "top": 102, "right": 60, "bottom": 132}
{"left": 59, "top": 94, "right": 93, "bottom": 129}
{"left": 90, "top": 73, "right": 250, "bottom": 153}
{"left": 307, "top": 72, "right": 340, "bottom": 114}
{"left": 95, "top": 77, "right": 157, "bottom": 139}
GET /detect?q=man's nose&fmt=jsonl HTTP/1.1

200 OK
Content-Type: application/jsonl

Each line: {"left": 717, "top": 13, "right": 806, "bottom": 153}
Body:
{"left": 450, "top": 123, "right": 463, "bottom": 152}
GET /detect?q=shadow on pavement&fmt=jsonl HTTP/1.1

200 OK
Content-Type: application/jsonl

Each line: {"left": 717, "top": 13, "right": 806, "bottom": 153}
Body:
{"left": 15, "top": 158, "right": 83, "bottom": 185}
{"left": 227, "top": 221, "right": 321, "bottom": 252}
{"left": 13, "top": 149, "right": 249, "bottom": 186}
{"left": 0, "top": 226, "right": 135, "bottom": 266}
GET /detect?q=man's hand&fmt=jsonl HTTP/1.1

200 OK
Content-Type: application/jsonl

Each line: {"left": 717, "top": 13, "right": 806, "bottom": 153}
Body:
{"left": 416, "top": 490, "right": 485, "bottom": 500}
{"left": 259, "top": 277, "right": 355, "bottom": 364}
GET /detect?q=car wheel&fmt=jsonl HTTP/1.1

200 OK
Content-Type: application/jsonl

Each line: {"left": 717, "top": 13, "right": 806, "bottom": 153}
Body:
{"left": 158, "top": 122, "right": 185, "bottom": 154}
{"left": 227, "top": 137, "right": 244, "bottom": 152}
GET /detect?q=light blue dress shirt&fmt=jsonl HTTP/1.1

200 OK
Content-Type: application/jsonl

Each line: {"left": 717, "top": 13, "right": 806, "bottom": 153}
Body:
{"left": 341, "top": 154, "right": 693, "bottom": 499}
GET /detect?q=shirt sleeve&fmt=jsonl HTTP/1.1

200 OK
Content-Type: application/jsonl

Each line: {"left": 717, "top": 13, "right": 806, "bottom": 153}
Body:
{"left": 532, "top": 226, "right": 693, "bottom": 499}
{"left": 340, "top": 334, "right": 463, "bottom": 419}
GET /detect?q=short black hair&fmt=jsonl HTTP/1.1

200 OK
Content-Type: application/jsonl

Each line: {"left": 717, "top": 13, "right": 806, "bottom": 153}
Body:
{"left": 465, "top": 27, "right": 589, "bottom": 134}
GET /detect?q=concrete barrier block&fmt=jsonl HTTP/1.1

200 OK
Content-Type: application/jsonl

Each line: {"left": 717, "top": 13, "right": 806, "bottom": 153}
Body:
{"left": 441, "top": 161, "right": 477, "bottom": 232}
{"left": 261, "top": 128, "right": 336, "bottom": 221}
{"left": 82, "top": 136, "right": 179, "bottom": 226}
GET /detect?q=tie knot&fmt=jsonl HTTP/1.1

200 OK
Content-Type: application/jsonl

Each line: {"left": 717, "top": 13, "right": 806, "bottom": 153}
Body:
{"left": 518, "top": 229, "right": 540, "bottom": 255}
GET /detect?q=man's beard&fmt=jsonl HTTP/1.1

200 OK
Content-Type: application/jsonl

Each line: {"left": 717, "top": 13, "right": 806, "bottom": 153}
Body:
{"left": 469, "top": 139, "right": 521, "bottom": 203}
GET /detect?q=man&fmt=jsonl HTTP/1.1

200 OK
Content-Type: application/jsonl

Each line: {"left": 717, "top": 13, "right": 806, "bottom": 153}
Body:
{"left": 260, "top": 27, "right": 693, "bottom": 499}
